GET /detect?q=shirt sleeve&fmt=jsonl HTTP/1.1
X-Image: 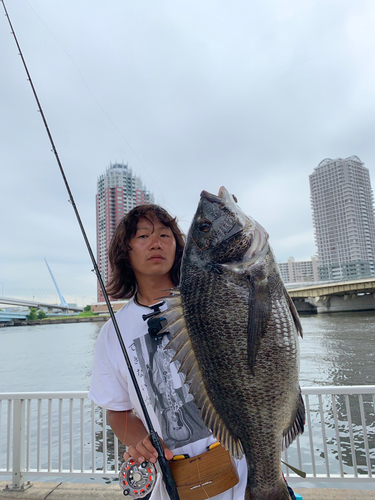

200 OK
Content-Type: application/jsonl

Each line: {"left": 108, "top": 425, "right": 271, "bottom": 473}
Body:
{"left": 88, "top": 320, "right": 133, "bottom": 412}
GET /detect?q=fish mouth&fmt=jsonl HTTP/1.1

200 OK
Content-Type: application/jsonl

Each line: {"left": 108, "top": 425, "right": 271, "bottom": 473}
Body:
{"left": 200, "top": 186, "right": 233, "bottom": 205}
{"left": 200, "top": 185, "right": 269, "bottom": 256}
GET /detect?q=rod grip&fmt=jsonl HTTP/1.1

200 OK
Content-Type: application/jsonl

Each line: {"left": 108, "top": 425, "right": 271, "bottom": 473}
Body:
{"left": 149, "top": 431, "right": 180, "bottom": 500}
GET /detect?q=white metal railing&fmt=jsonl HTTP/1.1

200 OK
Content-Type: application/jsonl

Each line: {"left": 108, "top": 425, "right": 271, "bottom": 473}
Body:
{"left": 0, "top": 391, "right": 122, "bottom": 490}
{"left": 284, "top": 385, "right": 375, "bottom": 484}
{"left": 0, "top": 387, "right": 374, "bottom": 490}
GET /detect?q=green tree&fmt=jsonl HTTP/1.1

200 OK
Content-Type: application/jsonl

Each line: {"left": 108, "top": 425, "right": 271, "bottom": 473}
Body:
{"left": 37, "top": 310, "right": 47, "bottom": 319}
{"left": 27, "top": 307, "right": 37, "bottom": 320}
{"left": 84, "top": 305, "right": 91, "bottom": 313}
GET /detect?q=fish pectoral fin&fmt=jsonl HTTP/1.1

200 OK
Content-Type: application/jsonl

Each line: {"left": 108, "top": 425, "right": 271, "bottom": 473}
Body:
{"left": 247, "top": 276, "right": 271, "bottom": 374}
{"left": 284, "top": 288, "right": 303, "bottom": 338}
{"left": 282, "top": 391, "right": 305, "bottom": 450}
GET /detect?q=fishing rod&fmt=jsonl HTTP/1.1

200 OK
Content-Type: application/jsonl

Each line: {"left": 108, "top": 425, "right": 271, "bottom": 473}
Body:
{"left": 1, "top": 2, "right": 179, "bottom": 498}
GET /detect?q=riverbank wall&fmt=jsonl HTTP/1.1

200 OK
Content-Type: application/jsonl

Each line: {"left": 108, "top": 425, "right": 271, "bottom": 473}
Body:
{"left": 0, "top": 316, "right": 109, "bottom": 328}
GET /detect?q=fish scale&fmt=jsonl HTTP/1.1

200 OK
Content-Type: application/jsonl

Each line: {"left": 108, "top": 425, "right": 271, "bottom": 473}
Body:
{"left": 158, "top": 187, "right": 305, "bottom": 499}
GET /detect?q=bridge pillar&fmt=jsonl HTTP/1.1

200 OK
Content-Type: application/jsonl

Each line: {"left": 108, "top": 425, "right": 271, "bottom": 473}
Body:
{"left": 293, "top": 298, "right": 317, "bottom": 314}
{"left": 306, "top": 293, "right": 375, "bottom": 313}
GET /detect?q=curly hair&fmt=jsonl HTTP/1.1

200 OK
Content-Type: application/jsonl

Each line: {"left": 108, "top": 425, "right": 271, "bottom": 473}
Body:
{"left": 106, "top": 204, "right": 185, "bottom": 299}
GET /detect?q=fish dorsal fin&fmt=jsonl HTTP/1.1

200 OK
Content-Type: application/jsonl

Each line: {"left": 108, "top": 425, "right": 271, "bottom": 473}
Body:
{"left": 155, "top": 295, "right": 181, "bottom": 310}
{"left": 160, "top": 291, "right": 244, "bottom": 460}
{"left": 282, "top": 391, "right": 305, "bottom": 450}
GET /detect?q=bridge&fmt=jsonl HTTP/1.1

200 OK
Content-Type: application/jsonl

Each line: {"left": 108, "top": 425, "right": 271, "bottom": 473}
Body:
{"left": 0, "top": 259, "right": 84, "bottom": 324}
{"left": 287, "top": 276, "right": 375, "bottom": 313}
{"left": 0, "top": 310, "right": 28, "bottom": 324}
{"left": 0, "top": 296, "right": 83, "bottom": 313}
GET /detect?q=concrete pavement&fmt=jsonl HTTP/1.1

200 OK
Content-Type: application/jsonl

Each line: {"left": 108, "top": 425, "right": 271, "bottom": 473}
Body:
{"left": 1, "top": 481, "right": 375, "bottom": 499}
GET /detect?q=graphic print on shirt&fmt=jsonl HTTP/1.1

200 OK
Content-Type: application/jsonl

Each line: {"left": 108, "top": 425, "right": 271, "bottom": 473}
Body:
{"left": 130, "top": 333, "right": 211, "bottom": 450}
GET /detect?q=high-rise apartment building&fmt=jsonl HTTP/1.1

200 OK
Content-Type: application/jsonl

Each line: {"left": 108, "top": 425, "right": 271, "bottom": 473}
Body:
{"left": 309, "top": 155, "right": 375, "bottom": 281}
{"left": 96, "top": 162, "right": 154, "bottom": 301}
{"left": 278, "top": 256, "right": 319, "bottom": 284}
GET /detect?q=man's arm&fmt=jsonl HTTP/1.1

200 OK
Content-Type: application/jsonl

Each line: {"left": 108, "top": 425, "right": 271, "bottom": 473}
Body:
{"left": 107, "top": 409, "right": 148, "bottom": 445}
{"left": 107, "top": 409, "right": 173, "bottom": 464}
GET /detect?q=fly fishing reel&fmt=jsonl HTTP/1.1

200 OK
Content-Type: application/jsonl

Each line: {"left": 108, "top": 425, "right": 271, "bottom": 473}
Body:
{"left": 119, "top": 458, "right": 157, "bottom": 498}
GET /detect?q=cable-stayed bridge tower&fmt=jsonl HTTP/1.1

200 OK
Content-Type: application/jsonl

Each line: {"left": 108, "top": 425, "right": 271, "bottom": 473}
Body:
{"left": 44, "top": 258, "right": 69, "bottom": 308}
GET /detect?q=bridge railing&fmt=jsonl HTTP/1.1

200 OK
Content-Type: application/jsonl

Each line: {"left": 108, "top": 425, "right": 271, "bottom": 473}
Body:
{"left": 0, "top": 311, "right": 27, "bottom": 323}
{"left": 0, "top": 296, "right": 83, "bottom": 312}
{"left": 1, "top": 387, "right": 374, "bottom": 490}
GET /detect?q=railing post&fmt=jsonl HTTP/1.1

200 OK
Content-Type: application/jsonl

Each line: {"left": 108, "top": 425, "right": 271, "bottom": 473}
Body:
{"left": 12, "top": 399, "right": 25, "bottom": 489}
{"left": 8, "top": 399, "right": 31, "bottom": 491}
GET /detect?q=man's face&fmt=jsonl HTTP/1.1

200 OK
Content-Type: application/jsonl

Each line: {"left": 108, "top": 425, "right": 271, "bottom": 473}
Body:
{"left": 128, "top": 215, "right": 177, "bottom": 281}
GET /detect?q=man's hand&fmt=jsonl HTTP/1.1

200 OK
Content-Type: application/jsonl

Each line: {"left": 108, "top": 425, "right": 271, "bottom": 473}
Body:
{"left": 124, "top": 434, "right": 173, "bottom": 464}
{"left": 107, "top": 409, "right": 174, "bottom": 464}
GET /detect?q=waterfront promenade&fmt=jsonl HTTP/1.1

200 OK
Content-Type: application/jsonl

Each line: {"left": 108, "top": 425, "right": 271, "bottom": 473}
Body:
{"left": 1, "top": 481, "right": 375, "bottom": 499}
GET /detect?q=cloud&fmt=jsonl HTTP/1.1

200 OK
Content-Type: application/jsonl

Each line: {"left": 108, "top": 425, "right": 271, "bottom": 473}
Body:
{"left": 1, "top": 0, "right": 375, "bottom": 303}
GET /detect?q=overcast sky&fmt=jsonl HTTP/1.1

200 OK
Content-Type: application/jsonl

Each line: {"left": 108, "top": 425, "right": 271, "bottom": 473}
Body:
{"left": 1, "top": 0, "right": 375, "bottom": 306}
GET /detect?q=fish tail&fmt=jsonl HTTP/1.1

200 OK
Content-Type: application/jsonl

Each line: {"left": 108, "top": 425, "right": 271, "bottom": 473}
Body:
{"left": 245, "top": 478, "right": 292, "bottom": 500}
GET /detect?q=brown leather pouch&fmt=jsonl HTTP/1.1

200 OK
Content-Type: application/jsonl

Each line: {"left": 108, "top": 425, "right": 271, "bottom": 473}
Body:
{"left": 169, "top": 444, "right": 239, "bottom": 500}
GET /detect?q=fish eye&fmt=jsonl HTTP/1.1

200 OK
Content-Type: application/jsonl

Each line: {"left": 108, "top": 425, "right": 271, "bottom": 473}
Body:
{"left": 199, "top": 220, "right": 212, "bottom": 232}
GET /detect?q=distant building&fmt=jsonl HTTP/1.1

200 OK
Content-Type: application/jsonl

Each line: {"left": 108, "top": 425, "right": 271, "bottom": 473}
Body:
{"left": 309, "top": 156, "right": 375, "bottom": 281}
{"left": 96, "top": 162, "right": 154, "bottom": 302}
{"left": 278, "top": 257, "right": 319, "bottom": 283}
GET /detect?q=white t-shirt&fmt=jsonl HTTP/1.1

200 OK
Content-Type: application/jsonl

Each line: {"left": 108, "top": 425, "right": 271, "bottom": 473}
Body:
{"left": 88, "top": 297, "right": 247, "bottom": 499}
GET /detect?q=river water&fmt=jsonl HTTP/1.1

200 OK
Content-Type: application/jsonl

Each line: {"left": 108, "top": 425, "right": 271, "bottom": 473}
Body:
{"left": 0, "top": 320, "right": 104, "bottom": 393}
{"left": 1, "top": 311, "right": 374, "bottom": 488}
{"left": 1, "top": 311, "right": 374, "bottom": 392}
